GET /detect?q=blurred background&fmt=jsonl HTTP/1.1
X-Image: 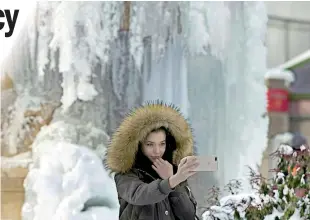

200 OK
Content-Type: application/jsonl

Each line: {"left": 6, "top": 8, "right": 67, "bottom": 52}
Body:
{"left": 266, "top": 1, "right": 310, "bottom": 67}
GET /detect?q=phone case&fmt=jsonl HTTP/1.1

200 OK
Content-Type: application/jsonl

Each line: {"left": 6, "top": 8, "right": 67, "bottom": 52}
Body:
{"left": 192, "top": 156, "right": 218, "bottom": 172}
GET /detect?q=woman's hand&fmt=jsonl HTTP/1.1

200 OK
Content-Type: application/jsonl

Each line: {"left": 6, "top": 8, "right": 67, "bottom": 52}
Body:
{"left": 152, "top": 158, "right": 174, "bottom": 179}
{"left": 169, "top": 156, "right": 199, "bottom": 188}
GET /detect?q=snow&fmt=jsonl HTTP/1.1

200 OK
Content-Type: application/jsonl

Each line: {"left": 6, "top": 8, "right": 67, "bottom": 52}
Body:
{"left": 300, "top": 145, "right": 307, "bottom": 151}
{"left": 202, "top": 193, "right": 307, "bottom": 220}
{"left": 266, "top": 207, "right": 305, "bottom": 219}
{"left": 202, "top": 194, "right": 260, "bottom": 220}
{"left": 279, "top": 144, "right": 294, "bottom": 155}
{"left": 187, "top": 2, "right": 269, "bottom": 201}
{"left": 269, "top": 133, "right": 294, "bottom": 177}
{"left": 272, "top": 132, "right": 294, "bottom": 146}
{"left": 18, "top": 109, "right": 114, "bottom": 219}
{"left": 49, "top": 2, "right": 122, "bottom": 112}
{"left": 31, "top": 120, "right": 109, "bottom": 160}
{"left": 185, "top": 2, "right": 231, "bottom": 61}
{"left": 186, "top": 2, "right": 210, "bottom": 56}
{"left": 22, "top": 126, "right": 118, "bottom": 220}
{"left": 204, "top": 2, "right": 231, "bottom": 61}
{"left": 76, "top": 80, "right": 98, "bottom": 102}
{"left": 236, "top": 1, "right": 269, "bottom": 192}
{"left": 37, "top": 2, "right": 56, "bottom": 82}
{"left": 129, "top": 3, "right": 144, "bottom": 69}
{"left": 265, "top": 68, "right": 295, "bottom": 86}
{"left": 1, "top": 92, "right": 45, "bottom": 154}
{"left": 300, "top": 175, "right": 306, "bottom": 185}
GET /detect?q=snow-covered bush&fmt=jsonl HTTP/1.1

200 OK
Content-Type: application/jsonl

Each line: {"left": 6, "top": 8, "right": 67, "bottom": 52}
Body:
{"left": 202, "top": 144, "right": 310, "bottom": 220}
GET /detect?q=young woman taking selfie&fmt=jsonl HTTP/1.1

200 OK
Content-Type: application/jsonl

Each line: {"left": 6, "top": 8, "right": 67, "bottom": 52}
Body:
{"left": 106, "top": 101, "right": 199, "bottom": 220}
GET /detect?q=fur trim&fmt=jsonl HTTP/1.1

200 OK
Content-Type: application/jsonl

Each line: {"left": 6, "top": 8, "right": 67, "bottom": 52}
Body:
{"left": 106, "top": 101, "right": 194, "bottom": 173}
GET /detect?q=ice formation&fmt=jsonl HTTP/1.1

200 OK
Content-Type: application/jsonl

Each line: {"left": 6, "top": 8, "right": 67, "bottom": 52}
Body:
{"left": 22, "top": 121, "right": 116, "bottom": 220}
{"left": 1, "top": 2, "right": 270, "bottom": 219}
{"left": 186, "top": 3, "right": 269, "bottom": 206}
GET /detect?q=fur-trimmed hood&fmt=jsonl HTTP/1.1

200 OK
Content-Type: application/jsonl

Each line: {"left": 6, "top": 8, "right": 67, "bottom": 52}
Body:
{"left": 106, "top": 101, "right": 194, "bottom": 173}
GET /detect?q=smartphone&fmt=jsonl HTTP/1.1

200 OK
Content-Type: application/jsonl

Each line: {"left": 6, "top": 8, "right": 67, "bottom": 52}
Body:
{"left": 191, "top": 155, "right": 218, "bottom": 172}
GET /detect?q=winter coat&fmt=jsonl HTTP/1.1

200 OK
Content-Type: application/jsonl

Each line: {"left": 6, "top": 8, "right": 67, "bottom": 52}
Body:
{"left": 106, "top": 101, "right": 197, "bottom": 220}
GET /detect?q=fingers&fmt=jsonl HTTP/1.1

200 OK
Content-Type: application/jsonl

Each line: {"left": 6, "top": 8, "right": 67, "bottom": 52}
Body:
{"left": 159, "top": 158, "right": 167, "bottom": 164}
{"left": 163, "top": 159, "right": 172, "bottom": 167}
{"left": 181, "top": 158, "right": 199, "bottom": 170}
{"left": 179, "top": 157, "right": 187, "bottom": 166}
{"left": 154, "top": 159, "right": 162, "bottom": 168}
{"left": 187, "top": 163, "right": 199, "bottom": 172}
{"left": 154, "top": 159, "right": 171, "bottom": 169}
{"left": 186, "top": 157, "right": 199, "bottom": 167}
{"left": 152, "top": 164, "right": 158, "bottom": 171}
{"left": 159, "top": 158, "right": 164, "bottom": 162}
{"left": 179, "top": 157, "right": 199, "bottom": 175}
{"left": 180, "top": 156, "right": 197, "bottom": 165}
{"left": 187, "top": 161, "right": 200, "bottom": 169}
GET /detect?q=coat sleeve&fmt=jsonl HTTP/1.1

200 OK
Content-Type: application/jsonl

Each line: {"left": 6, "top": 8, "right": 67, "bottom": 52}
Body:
{"left": 114, "top": 172, "right": 174, "bottom": 206}
{"left": 169, "top": 180, "right": 197, "bottom": 220}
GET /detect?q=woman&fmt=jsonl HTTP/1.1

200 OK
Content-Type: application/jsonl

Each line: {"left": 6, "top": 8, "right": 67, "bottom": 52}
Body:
{"left": 106, "top": 101, "right": 199, "bottom": 220}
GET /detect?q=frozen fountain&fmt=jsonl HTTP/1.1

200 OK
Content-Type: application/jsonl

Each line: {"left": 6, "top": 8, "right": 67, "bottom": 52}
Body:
{"left": 140, "top": 2, "right": 269, "bottom": 209}
{"left": 1, "top": 2, "right": 269, "bottom": 219}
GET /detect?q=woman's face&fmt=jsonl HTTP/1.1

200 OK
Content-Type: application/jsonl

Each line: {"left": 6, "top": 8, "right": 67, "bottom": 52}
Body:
{"left": 142, "top": 130, "right": 166, "bottom": 163}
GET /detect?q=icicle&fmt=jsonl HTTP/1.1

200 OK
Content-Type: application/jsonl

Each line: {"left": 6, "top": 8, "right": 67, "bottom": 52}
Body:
{"left": 128, "top": 2, "right": 183, "bottom": 67}
{"left": 49, "top": 2, "right": 121, "bottom": 112}
{"left": 243, "top": 1, "right": 268, "bottom": 79}
{"left": 28, "top": 3, "right": 39, "bottom": 72}
{"left": 205, "top": 2, "right": 231, "bottom": 60}
{"left": 36, "top": 2, "right": 53, "bottom": 82}
{"left": 186, "top": 1, "right": 231, "bottom": 60}
{"left": 186, "top": 1, "right": 210, "bottom": 55}
{"left": 235, "top": 1, "right": 268, "bottom": 192}
{"left": 129, "top": 2, "right": 144, "bottom": 69}
{"left": 60, "top": 71, "right": 77, "bottom": 112}
{"left": 49, "top": 1, "right": 76, "bottom": 73}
